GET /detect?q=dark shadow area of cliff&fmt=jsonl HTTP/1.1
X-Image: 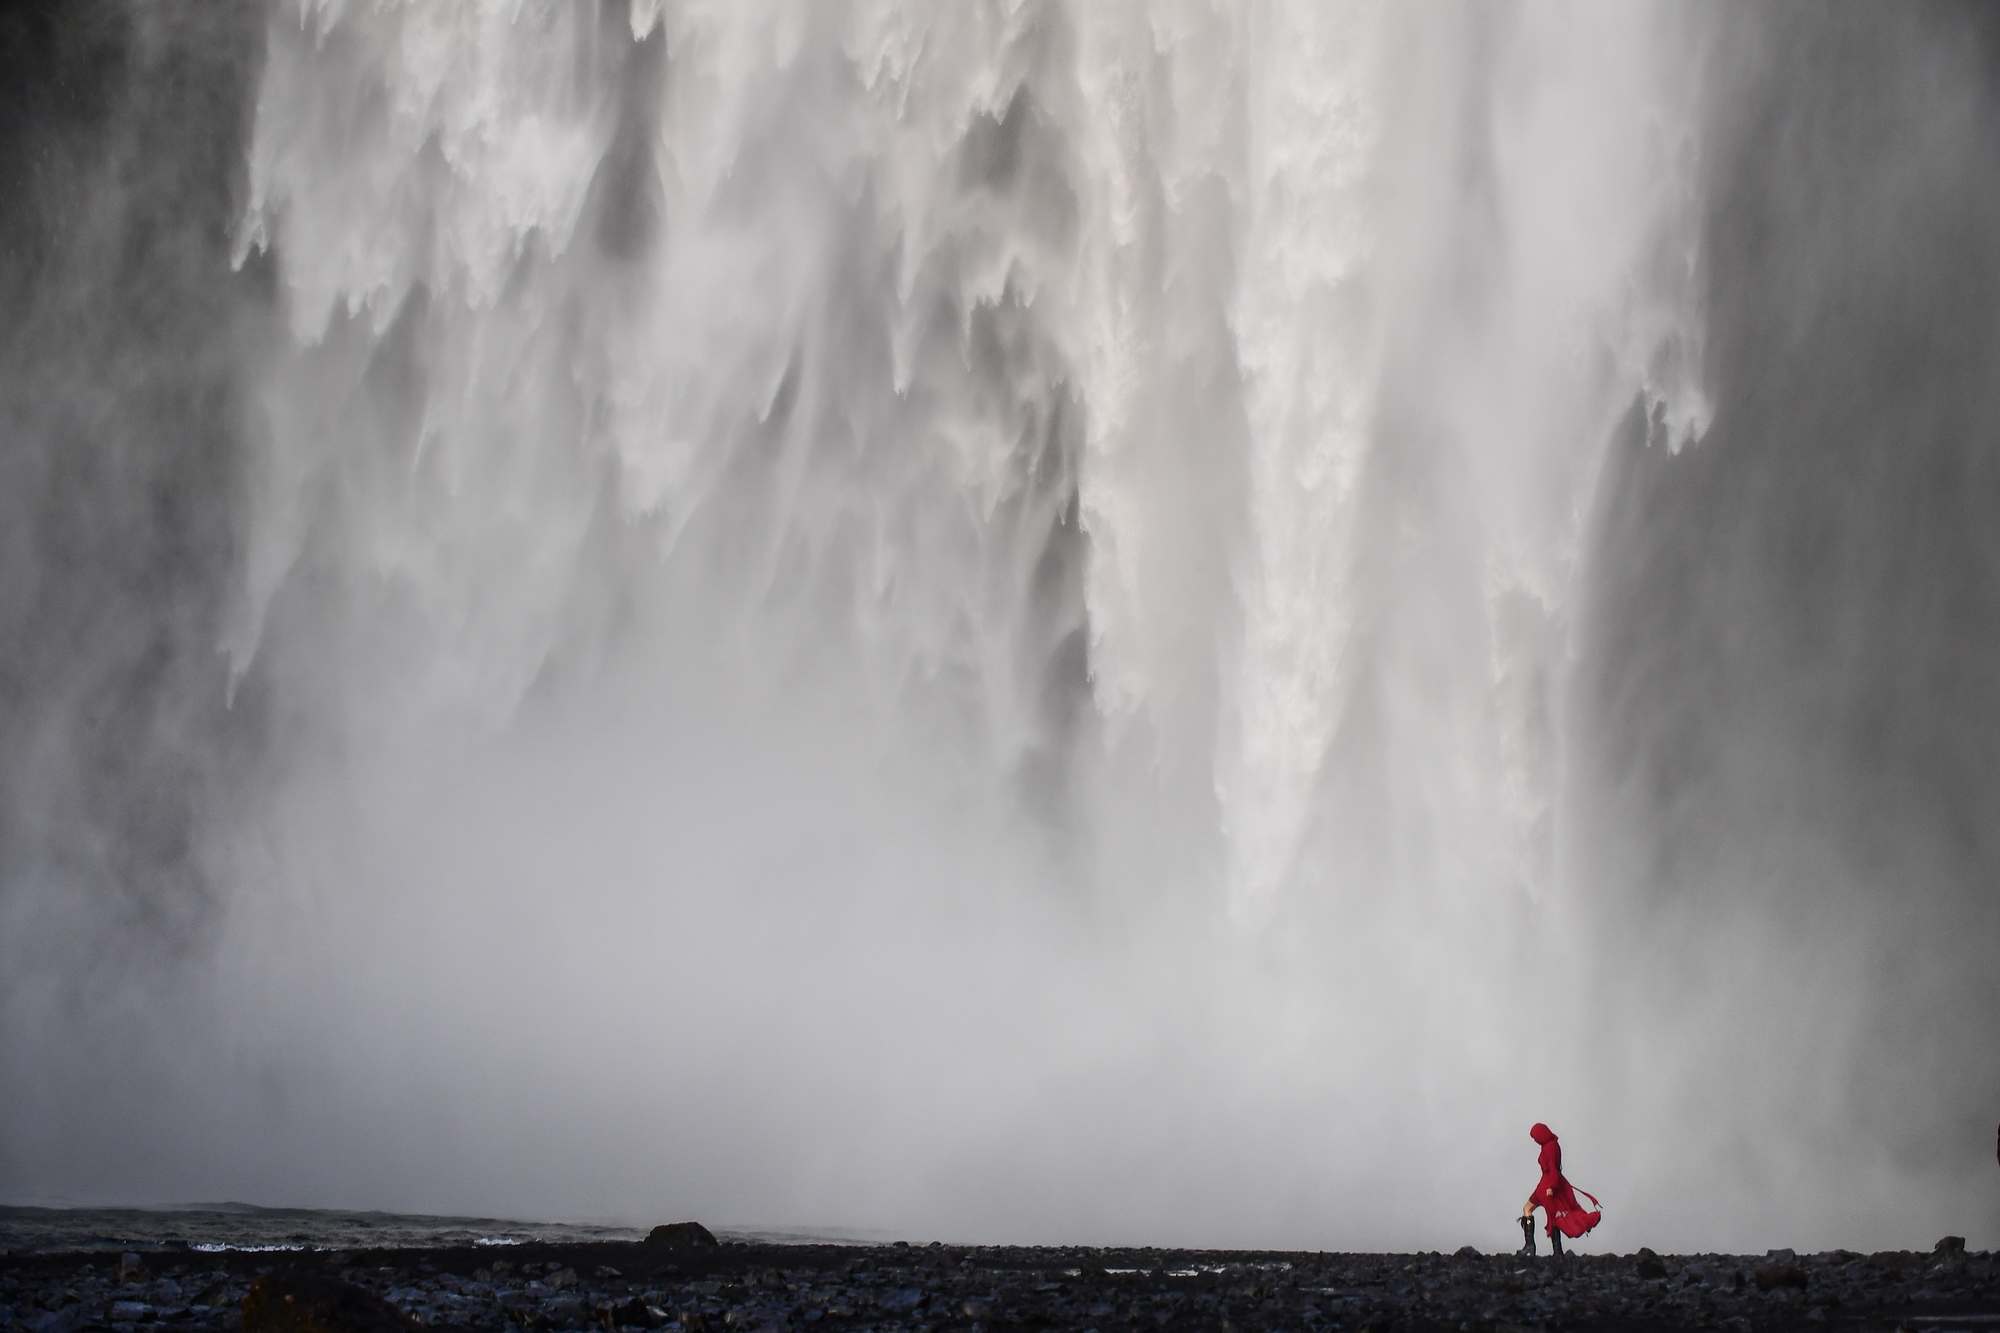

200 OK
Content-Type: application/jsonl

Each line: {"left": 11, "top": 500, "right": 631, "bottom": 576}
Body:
{"left": 0, "top": 0, "right": 268, "bottom": 999}
{"left": 1575, "top": 0, "right": 2000, "bottom": 1180}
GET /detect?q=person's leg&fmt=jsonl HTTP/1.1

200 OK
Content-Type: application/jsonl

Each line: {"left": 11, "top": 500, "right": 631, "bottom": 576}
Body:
{"left": 1517, "top": 1205, "right": 1537, "bottom": 1257}
{"left": 1550, "top": 1223, "right": 1564, "bottom": 1260}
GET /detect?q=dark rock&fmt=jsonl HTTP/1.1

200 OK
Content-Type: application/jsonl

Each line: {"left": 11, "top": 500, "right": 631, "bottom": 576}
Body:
{"left": 1634, "top": 1248, "right": 1668, "bottom": 1281}
{"left": 1753, "top": 1264, "right": 1808, "bottom": 1291}
{"left": 1453, "top": 1246, "right": 1480, "bottom": 1259}
{"left": 644, "top": 1225, "right": 717, "bottom": 1250}
{"left": 1935, "top": 1237, "right": 1967, "bottom": 1260}
{"left": 876, "top": 1288, "right": 924, "bottom": 1313}
{"left": 29, "top": 1306, "right": 83, "bottom": 1333}
{"left": 610, "top": 1298, "right": 658, "bottom": 1327}
{"left": 240, "top": 1273, "right": 415, "bottom": 1333}
{"left": 545, "top": 1269, "right": 578, "bottom": 1291}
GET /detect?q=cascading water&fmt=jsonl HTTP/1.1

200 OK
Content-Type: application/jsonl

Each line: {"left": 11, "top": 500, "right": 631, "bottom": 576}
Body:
{"left": 232, "top": 0, "right": 1706, "bottom": 905}
{"left": 4, "top": 0, "right": 1997, "bottom": 1253}
{"left": 193, "top": 0, "right": 1711, "bottom": 1240}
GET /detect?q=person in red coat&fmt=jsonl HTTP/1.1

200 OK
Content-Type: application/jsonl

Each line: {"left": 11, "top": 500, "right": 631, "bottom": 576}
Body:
{"left": 1517, "top": 1123, "right": 1601, "bottom": 1258}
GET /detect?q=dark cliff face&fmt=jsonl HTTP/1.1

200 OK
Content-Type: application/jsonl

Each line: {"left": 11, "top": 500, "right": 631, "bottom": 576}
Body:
{"left": 1574, "top": 1, "right": 2000, "bottom": 1177}
{"left": 0, "top": 0, "right": 265, "bottom": 967}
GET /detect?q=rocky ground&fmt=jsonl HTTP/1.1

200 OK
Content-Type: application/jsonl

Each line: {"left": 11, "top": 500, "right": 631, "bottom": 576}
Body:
{"left": 3, "top": 1229, "right": 1994, "bottom": 1333}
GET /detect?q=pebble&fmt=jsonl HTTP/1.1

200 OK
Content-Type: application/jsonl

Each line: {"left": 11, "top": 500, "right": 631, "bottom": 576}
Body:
{"left": 3, "top": 1235, "right": 1996, "bottom": 1333}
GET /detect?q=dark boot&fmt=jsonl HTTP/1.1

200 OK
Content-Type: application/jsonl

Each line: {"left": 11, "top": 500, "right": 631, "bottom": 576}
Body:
{"left": 1550, "top": 1227, "right": 1564, "bottom": 1260}
{"left": 1517, "top": 1216, "right": 1536, "bottom": 1258}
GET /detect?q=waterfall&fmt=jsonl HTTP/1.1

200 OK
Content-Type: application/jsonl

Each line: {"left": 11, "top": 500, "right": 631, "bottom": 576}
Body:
{"left": 177, "top": 0, "right": 1712, "bottom": 1241}
{"left": 231, "top": 0, "right": 1706, "bottom": 902}
{"left": 14, "top": 0, "right": 1998, "bottom": 1253}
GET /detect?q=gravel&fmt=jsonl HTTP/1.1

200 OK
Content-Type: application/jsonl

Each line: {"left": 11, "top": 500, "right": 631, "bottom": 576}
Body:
{"left": 5, "top": 1236, "right": 1995, "bottom": 1333}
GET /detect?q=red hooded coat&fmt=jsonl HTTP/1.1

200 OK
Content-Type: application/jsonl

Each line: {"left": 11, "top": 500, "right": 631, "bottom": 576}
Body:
{"left": 1529, "top": 1123, "right": 1602, "bottom": 1240}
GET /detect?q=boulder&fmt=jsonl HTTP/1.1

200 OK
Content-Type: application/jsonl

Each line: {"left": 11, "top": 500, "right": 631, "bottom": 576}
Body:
{"left": 610, "top": 1298, "right": 661, "bottom": 1328}
{"left": 240, "top": 1273, "right": 416, "bottom": 1333}
{"left": 1753, "top": 1264, "right": 1808, "bottom": 1292}
{"left": 644, "top": 1223, "right": 718, "bottom": 1249}
{"left": 28, "top": 1307, "right": 82, "bottom": 1333}
{"left": 1634, "top": 1248, "right": 1668, "bottom": 1281}
{"left": 876, "top": 1289, "right": 924, "bottom": 1314}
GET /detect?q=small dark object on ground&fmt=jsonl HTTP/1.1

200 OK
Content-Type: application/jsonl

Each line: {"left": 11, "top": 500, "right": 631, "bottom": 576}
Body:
{"left": 240, "top": 1272, "right": 413, "bottom": 1333}
{"left": 610, "top": 1297, "right": 658, "bottom": 1327}
{"left": 1635, "top": 1246, "right": 1668, "bottom": 1280}
{"left": 1938, "top": 1237, "right": 1968, "bottom": 1258}
{"left": 1755, "top": 1263, "right": 1809, "bottom": 1291}
{"left": 645, "top": 1223, "right": 717, "bottom": 1249}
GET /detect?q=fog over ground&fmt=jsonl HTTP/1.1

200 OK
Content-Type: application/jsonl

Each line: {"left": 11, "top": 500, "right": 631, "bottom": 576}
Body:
{"left": 1, "top": 1, "right": 1996, "bottom": 1255}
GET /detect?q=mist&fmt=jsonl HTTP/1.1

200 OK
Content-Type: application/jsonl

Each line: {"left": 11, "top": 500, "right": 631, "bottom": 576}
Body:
{"left": 1, "top": 0, "right": 1996, "bottom": 1256}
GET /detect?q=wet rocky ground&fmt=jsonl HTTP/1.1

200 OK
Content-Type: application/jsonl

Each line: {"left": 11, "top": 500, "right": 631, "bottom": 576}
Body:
{"left": 4, "top": 1230, "right": 1995, "bottom": 1333}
